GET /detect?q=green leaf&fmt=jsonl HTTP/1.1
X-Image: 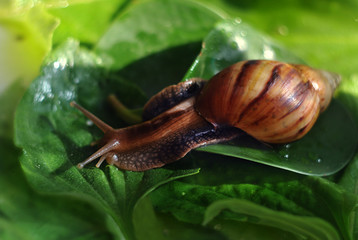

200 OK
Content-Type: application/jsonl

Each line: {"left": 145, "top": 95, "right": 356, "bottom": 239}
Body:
{"left": 142, "top": 212, "right": 228, "bottom": 240}
{"left": 183, "top": 19, "right": 304, "bottom": 81}
{"left": 14, "top": 1, "right": 222, "bottom": 238}
{"left": 0, "top": 137, "right": 118, "bottom": 240}
{"left": 199, "top": 100, "right": 357, "bottom": 176}
{"left": 204, "top": 199, "right": 340, "bottom": 240}
{"left": 133, "top": 197, "right": 167, "bottom": 240}
{"left": 11, "top": 1, "right": 358, "bottom": 239}
{"left": 50, "top": 0, "right": 127, "bottom": 46}
{"left": 184, "top": 19, "right": 358, "bottom": 176}
{"left": 338, "top": 155, "right": 358, "bottom": 240}
{"left": 151, "top": 153, "right": 357, "bottom": 239}
{"left": 14, "top": 39, "right": 200, "bottom": 239}
{"left": 336, "top": 76, "right": 358, "bottom": 240}
{"left": 95, "top": 0, "right": 223, "bottom": 96}
{"left": 0, "top": 79, "right": 27, "bottom": 140}
{"left": 195, "top": 0, "right": 358, "bottom": 78}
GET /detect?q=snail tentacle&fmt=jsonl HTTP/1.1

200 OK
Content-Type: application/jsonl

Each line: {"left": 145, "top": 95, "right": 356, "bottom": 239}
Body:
{"left": 76, "top": 138, "right": 120, "bottom": 169}
{"left": 71, "top": 101, "right": 113, "bottom": 133}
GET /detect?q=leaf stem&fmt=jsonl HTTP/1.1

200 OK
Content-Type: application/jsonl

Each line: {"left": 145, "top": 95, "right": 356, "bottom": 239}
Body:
{"left": 107, "top": 94, "right": 142, "bottom": 125}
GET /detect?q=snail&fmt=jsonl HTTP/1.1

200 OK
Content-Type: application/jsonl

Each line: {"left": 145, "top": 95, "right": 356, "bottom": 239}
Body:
{"left": 71, "top": 60, "right": 340, "bottom": 171}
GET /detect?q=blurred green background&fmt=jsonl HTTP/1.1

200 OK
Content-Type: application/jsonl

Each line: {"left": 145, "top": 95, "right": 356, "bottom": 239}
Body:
{"left": 1, "top": 0, "right": 358, "bottom": 239}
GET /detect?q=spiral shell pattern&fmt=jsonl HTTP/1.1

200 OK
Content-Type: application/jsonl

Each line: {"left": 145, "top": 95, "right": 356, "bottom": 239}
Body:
{"left": 195, "top": 60, "right": 340, "bottom": 143}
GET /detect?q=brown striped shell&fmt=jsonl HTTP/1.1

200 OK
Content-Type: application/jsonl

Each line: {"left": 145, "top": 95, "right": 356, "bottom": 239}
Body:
{"left": 195, "top": 60, "right": 340, "bottom": 143}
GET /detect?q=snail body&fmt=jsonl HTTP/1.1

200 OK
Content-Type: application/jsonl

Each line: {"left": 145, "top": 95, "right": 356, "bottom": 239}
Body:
{"left": 72, "top": 60, "right": 340, "bottom": 171}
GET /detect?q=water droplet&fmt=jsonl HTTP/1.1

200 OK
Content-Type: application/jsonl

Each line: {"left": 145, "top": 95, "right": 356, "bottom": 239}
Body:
{"left": 181, "top": 192, "right": 186, "bottom": 196}
{"left": 60, "top": 90, "right": 75, "bottom": 101}
{"left": 285, "top": 144, "right": 291, "bottom": 149}
{"left": 53, "top": 57, "right": 67, "bottom": 70}
{"left": 73, "top": 77, "right": 80, "bottom": 84}
{"left": 233, "top": 36, "right": 247, "bottom": 51}
{"left": 277, "top": 25, "right": 289, "bottom": 36}
{"left": 34, "top": 93, "right": 45, "bottom": 102}
{"left": 86, "top": 119, "right": 93, "bottom": 126}
{"left": 214, "top": 224, "right": 222, "bottom": 230}
{"left": 234, "top": 18, "right": 242, "bottom": 24}
{"left": 284, "top": 154, "right": 289, "bottom": 159}
{"left": 35, "top": 163, "right": 41, "bottom": 169}
{"left": 240, "top": 30, "right": 247, "bottom": 37}
{"left": 263, "top": 45, "right": 275, "bottom": 59}
{"left": 317, "top": 158, "right": 322, "bottom": 163}
{"left": 47, "top": 92, "right": 54, "bottom": 99}
{"left": 229, "top": 40, "right": 238, "bottom": 49}
{"left": 53, "top": 61, "right": 60, "bottom": 69}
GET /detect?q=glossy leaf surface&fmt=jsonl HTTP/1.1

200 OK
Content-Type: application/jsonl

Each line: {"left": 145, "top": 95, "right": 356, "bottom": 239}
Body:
{"left": 13, "top": 0, "right": 222, "bottom": 237}
{"left": 184, "top": 20, "right": 358, "bottom": 176}
{"left": 10, "top": 0, "right": 358, "bottom": 239}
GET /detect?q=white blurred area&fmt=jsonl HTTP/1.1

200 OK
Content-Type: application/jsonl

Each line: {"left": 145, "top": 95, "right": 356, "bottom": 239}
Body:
{"left": 0, "top": 2, "right": 60, "bottom": 95}
{"left": 0, "top": 23, "right": 44, "bottom": 94}
{"left": 0, "top": 25, "right": 21, "bottom": 93}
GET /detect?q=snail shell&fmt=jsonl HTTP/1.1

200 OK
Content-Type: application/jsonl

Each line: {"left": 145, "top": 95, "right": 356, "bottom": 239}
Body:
{"left": 72, "top": 60, "right": 340, "bottom": 171}
{"left": 195, "top": 60, "right": 340, "bottom": 143}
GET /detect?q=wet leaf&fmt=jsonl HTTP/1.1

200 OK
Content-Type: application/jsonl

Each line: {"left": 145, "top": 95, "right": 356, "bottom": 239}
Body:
{"left": 185, "top": 20, "right": 358, "bottom": 176}
{"left": 204, "top": 199, "right": 340, "bottom": 240}
{"left": 14, "top": 1, "right": 222, "bottom": 238}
